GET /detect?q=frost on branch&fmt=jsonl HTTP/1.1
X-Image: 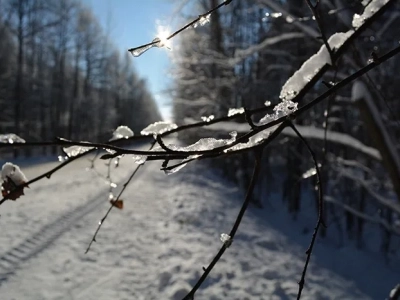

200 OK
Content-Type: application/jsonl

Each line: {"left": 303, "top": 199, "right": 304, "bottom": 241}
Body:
{"left": 132, "top": 155, "right": 147, "bottom": 165}
{"left": 164, "top": 133, "right": 237, "bottom": 175}
{"left": 201, "top": 115, "right": 215, "bottom": 122}
{"left": 302, "top": 167, "right": 317, "bottom": 179}
{"left": 141, "top": 121, "right": 178, "bottom": 135}
{"left": 192, "top": 13, "right": 211, "bottom": 28}
{"left": 168, "top": 132, "right": 237, "bottom": 152}
{"left": 225, "top": 129, "right": 273, "bottom": 152}
{"left": 236, "top": 100, "right": 298, "bottom": 152}
{"left": 279, "top": 31, "right": 353, "bottom": 101}
{"left": 352, "top": 0, "right": 390, "bottom": 29}
{"left": 279, "top": 0, "right": 391, "bottom": 102}
{"left": 0, "top": 133, "right": 25, "bottom": 144}
{"left": 1, "top": 162, "right": 28, "bottom": 200}
{"left": 220, "top": 233, "right": 232, "bottom": 248}
{"left": 259, "top": 100, "right": 298, "bottom": 125}
{"left": 63, "top": 145, "right": 94, "bottom": 158}
{"left": 110, "top": 126, "right": 134, "bottom": 141}
{"left": 227, "top": 107, "right": 245, "bottom": 117}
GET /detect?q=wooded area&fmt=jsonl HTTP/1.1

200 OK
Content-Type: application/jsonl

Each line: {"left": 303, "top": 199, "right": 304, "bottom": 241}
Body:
{"left": 172, "top": 0, "right": 400, "bottom": 256}
{"left": 0, "top": 0, "right": 400, "bottom": 298}
{"left": 0, "top": 0, "right": 161, "bottom": 157}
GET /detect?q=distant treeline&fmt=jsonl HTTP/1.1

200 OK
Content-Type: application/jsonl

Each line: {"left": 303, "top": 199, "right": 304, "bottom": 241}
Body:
{"left": 0, "top": 0, "right": 161, "bottom": 156}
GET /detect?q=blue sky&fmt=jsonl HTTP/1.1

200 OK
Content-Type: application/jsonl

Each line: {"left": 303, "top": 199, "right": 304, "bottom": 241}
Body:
{"left": 82, "top": 0, "right": 176, "bottom": 121}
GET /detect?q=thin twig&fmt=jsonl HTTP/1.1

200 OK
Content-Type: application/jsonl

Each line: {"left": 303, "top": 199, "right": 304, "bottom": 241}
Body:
{"left": 128, "top": 0, "right": 233, "bottom": 54}
{"left": 1, "top": 36, "right": 400, "bottom": 205}
{"left": 305, "top": 0, "right": 335, "bottom": 66}
{"left": 183, "top": 146, "right": 263, "bottom": 300}
{"left": 64, "top": 44, "right": 400, "bottom": 160}
{"left": 287, "top": 122, "right": 324, "bottom": 300}
{"left": 85, "top": 141, "right": 156, "bottom": 253}
{"left": 155, "top": 135, "right": 174, "bottom": 152}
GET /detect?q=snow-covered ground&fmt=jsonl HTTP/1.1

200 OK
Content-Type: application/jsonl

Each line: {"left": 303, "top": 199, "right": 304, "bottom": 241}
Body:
{"left": 0, "top": 152, "right": 399, "bottom": 299}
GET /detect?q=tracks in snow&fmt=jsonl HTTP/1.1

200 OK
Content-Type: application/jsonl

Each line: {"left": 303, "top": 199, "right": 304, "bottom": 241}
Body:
{"left": 0, "top": 171, "right": 133, "bottom": 285}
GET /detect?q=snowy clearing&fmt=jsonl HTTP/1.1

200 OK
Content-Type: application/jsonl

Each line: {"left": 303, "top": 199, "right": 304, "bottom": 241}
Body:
{"left": 0, "top": 151, "right": 399, "bottom": 299}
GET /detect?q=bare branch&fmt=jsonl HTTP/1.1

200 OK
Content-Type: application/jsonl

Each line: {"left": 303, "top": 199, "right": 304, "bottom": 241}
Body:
{"left": 287, "top": 121, "right": 324, "bottom": 300}
{"left": 127, "top": 0, "right": 234, "bottom": 56}
{"left": 85, "top": 141, "right": 156, "bottom": 253}
{"left": 183, "top": 147, "right": 263, "bottom": 299}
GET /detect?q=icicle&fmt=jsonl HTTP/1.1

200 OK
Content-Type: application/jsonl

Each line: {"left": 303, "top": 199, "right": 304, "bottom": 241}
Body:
{"left": 129, "top": 38, "right": 161, "bottom": 57}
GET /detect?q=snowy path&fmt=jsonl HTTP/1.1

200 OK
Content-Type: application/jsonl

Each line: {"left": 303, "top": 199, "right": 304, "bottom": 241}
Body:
{"left": 0, "top": 154, "right": 399, "bottom": 299}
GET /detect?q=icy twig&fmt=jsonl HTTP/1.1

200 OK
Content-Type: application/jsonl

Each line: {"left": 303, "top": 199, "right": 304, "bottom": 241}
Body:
{"left": 1, "top": 43, "right": 399, "bottom": 206}
{"left": 287, "top": 122, "right": 325, "bottom": 300}
{"left": 127, "top": 0, "right": 233, "bottom": 56}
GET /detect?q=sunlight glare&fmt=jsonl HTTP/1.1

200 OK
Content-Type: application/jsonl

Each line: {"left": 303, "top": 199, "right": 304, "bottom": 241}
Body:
{"left": 155, "top": 25, "right": 172, "bottom": 50}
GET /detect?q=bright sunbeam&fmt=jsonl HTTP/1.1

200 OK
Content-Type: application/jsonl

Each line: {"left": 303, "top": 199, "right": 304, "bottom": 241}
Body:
{"left": 155, "top": 25, "right": 172, "bottom": 50}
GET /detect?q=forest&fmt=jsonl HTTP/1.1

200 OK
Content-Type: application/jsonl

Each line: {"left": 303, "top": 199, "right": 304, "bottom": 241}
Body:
{"left": 0, "top": 0, "right": 161, "bottom": 157}
{"left": 0, "top": 0, "right": 400, "bottom": 299}
{"left": 171, "top": 0, "right": 400, "bottom": 256}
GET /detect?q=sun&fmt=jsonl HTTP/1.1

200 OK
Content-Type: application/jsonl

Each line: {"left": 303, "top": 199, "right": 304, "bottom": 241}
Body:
{"left": 155, "top": 25, "right": 172, "bottom": 50}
